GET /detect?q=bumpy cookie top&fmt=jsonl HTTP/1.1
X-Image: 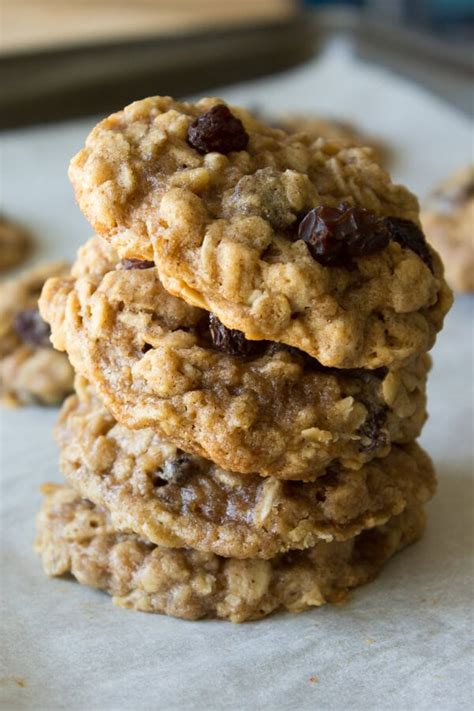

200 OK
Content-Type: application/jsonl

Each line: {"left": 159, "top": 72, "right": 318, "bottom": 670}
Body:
{"left": 55, "top": 377, "right": 435, "bottom": 559}
{"left": 69, "top": 96, "right": 451, "bottom": 368}
{"left": 40, "top": 236, "right": 429, "bottom": 480}
{"left": 36, "top": 484, "right": 425, "bottom": 622}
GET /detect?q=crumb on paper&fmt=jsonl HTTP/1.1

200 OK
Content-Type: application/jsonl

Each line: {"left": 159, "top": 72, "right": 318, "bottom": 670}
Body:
{"left": 309, "top": 675, "right": 319, "bottom": 684}
{"left": 364, "top": 638, "right": 375, "bottom": 645}
{"left": 0, "top": 676, "right": 27, "bottom": 688}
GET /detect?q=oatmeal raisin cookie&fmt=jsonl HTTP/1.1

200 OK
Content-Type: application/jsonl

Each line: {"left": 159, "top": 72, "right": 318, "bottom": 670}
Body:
{"left": 69, "top": 96, "right": 451, "bottom": 368}
{"left": 35, "top": 483, "right": 426, "bottom": 622}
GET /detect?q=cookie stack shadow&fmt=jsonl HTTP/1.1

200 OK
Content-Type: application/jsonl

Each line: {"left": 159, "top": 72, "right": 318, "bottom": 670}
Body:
{"left": 34, "top": 98, "right": 452, "bottom": 622}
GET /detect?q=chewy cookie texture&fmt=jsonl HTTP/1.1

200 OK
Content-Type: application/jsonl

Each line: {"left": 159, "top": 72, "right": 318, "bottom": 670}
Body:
{"left": 40, "top": 235, "right": 430, "bottom": 480}
{"left": 36, "top": 98, "right": 450, "bottom": 621}
{"left": 55, "top": 377, "right": 435, "bottom": 559}
{"left": 36, "top": 484, "right": 426, "bottom": 623}
{"left": 69, "top": 97, "right": 451, "bottom": 369}
{"left": 0, "top": 262, "right": 74, "bottom": 406}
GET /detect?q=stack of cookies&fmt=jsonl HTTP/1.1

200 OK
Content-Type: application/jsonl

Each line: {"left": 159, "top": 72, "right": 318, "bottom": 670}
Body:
{"left": 35, "top": 98, "right": 452, "bottom": 622}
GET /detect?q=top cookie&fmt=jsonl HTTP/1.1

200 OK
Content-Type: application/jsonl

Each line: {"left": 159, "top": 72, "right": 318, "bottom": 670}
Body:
{"left": 70, "top": 96, "right": 452, "bottom": 368}
{"left": 422, "top": 165, "right": 474, "bottom": 293}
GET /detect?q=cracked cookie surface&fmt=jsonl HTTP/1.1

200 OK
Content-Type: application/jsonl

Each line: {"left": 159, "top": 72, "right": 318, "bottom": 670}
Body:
{"left": 0, "top": 262, "right": 74, "bottom": 406}
{"left": 54, "top": 377, "right": 435, "bottom": 558}
{"left": 69, "top": 96, "right": 451, "bottom": 368}
{"left": 35, "top": 483, "right": 426, "bottom": 622}
{"left": 422, "top": 165, "right": 474, "bottom": 293}
{"left": 41, "top": 236, "right": 430, "bottom": 479}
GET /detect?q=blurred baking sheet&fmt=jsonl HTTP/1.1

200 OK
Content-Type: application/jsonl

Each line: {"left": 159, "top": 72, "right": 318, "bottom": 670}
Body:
{"left": 2, "top": 0, "right": 295, "bottom": 52}
{"left": 0, "top": 9, "right": 312, "bottom": 129}
{"left": 1, "top": 41, "right": 473, "bottom": 711}
{"left": 1, "top": 6, "right": 472, "bottom": 128}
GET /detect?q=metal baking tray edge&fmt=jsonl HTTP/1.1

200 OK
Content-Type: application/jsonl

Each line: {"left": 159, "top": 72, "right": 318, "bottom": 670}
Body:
{"left": 1, "top": 8, "right": 472, "bottom": 129}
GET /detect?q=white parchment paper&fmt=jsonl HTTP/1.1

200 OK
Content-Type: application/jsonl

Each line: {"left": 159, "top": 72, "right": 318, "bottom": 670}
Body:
{"left": 1, "top": 40, "right": 473, "bottom": 711}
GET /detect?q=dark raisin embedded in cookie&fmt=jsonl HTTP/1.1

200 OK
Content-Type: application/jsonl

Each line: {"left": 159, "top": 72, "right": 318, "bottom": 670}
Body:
{"left": 358, "top": 406, "right": 388, "bottom": 453}
{"left": 383, "top": 217, "right": 433, "bottom": 271}
{"left": 119, "top": 258, "right": 155, "bottom": 270}
{"left": 298, "top": 203, "right": 389, "bottom": 267}
{"left": 13, "top": 308, "right": 52, "bottom": 348}
{"left": 208, "top": 313, "right": 265, "bottom": 357}
{"left": 187, "top": 105, "right": 249, "bottom": 155}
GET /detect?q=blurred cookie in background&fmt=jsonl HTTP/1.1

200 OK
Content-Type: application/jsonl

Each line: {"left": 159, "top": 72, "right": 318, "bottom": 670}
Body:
{"left": 0, "top": 261, "right": 74, "bottom": 406}
{"left": 276, "top": 114, "right": 390, "bottom": 166}
{"left": 422, "top": 165, "right": 474, "bottom": 293}
{"left": 0, "top": 215, "right": 32, "bottom": 272}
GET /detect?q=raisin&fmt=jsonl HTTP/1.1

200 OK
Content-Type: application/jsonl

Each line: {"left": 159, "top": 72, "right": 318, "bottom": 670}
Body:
{"left": 383, "top": 216, "right": 433, "bottom": 271}
{"left": 208, "top": 314, "right": 265, "bottom": 357}
{"left": 298, "top": 203, "right": 390, "bottom": 267}
{"left": 187, "top": 104, "right": 249, "bottom": 155}
{"left": 120, "top": 258, "right": 155, "bottom": 270}
{"left": 13, "top": 308, "right": 52, "bottom": 348}
{"left": 158, "top": 454, "right": 196, "bottom": 486}
{"left": 358, "top": 407, "right": 388, "bottom": 453}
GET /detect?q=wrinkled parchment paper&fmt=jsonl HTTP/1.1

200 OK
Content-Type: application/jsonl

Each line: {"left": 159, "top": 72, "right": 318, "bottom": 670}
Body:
{"left": 1, "top": 40, "right": 473, "bottom": 711}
